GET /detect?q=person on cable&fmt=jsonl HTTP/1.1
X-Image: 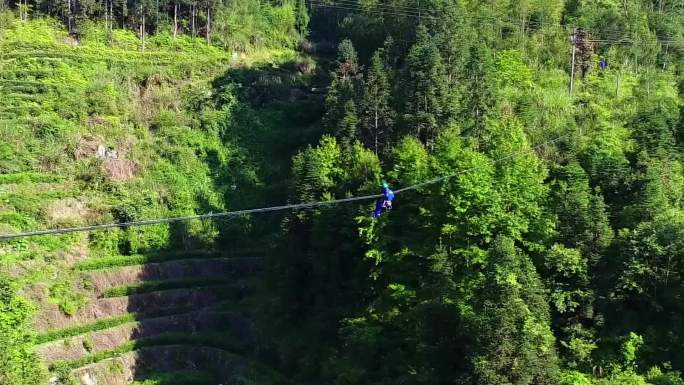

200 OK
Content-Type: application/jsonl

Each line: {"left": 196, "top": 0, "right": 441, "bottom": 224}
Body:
{"left": 372, "top": 181, "right": 395, "bottom": 219}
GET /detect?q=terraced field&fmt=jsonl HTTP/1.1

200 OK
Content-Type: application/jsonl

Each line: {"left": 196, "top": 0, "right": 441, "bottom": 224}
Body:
{"left": 32, "top": 252, "right": 270, "bottom": 384}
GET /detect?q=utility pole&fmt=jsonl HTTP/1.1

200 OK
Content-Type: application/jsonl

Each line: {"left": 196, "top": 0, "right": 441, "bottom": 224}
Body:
{"left": 173, "top": 2, "right": 178, "bottom": 40}
{"left": 104, "top": 0, "right": 108, "bottom": 32}
{"left": 140, "top": 2, "right": 146, "bottom": 51}
{"left": 68, "top": 0, "right": 73, "bottom": 34}
{"left": 206, "top": 7, "right": 211, "bottom": 44}
{"left": 110, "top": 0, "right": 113, "bottom": 33}
{"left": 191, "top": 2, "right": 196, "bottom": 37}
{"left": 569, "top": 27, "right": 577, "bottom": 96}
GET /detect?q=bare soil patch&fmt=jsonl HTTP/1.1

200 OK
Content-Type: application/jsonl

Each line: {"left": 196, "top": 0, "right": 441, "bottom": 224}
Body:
{"left": 45, "top": 198, "right": 95, "bottom": 226}
{"left": 101, "top": 159, "right": 138, "bottom": 181}
{"left": 74, "top": 136, "right": 105, "bottom": 161}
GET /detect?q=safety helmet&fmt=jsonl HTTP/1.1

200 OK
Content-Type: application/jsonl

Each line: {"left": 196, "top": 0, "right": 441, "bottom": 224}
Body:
{"left": 382, "top": 181, "right": 389, "bottom": 188}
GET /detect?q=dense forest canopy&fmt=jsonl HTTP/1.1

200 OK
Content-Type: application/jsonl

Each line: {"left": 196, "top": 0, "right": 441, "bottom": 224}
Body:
{"left": 1, "top": 0, "right": 684, "bottom": 384}
{"left": 268, "top": 1, "right": 684, "bottom": 384}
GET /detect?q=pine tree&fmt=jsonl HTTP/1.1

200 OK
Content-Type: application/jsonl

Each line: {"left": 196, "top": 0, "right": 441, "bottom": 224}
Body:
{"left": 402, "top": 24, "right": 452, "bottom": 147}
{"left": 360, "top": 49, "right": 394, "bottom": 154}
{"left": 322, "top": 39, "right": 362, "bottom": 140}
{"left": 337, "top": 99, "right": 359, "bottom": 150}
{"left": 549, "top": 162, "right": 613, "bottom": 264}
{"left": 472, "top": 237, "right": 559, "bottom": 385}
{"left": 426, "top": 0, "right": 471, "bottom": 87}
{"left": 335, "top": 39, "right": 360, "bottom": 81}
{"left": 461, "top": 41, "right": 495, "bottom": 148}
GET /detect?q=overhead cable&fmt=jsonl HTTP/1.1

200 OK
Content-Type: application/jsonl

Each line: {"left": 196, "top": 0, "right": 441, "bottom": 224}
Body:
{"left": 0, "top": 134, "right": 570, "bottom": 241}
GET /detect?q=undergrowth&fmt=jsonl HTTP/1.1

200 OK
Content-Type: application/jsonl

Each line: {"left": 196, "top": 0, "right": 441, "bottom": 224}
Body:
{"left": 131, "top": 370, "right": 216, "bottom": 385}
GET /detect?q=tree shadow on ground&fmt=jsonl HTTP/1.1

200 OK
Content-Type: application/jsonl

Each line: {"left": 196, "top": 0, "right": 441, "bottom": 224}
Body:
{"left": 122, "top": 56, "right": 332, "bottom": 383}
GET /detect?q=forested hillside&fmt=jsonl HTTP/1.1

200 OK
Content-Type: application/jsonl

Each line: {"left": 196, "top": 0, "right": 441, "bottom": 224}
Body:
{"left": 1, "top": 0, "right": 684, "bottom": 384}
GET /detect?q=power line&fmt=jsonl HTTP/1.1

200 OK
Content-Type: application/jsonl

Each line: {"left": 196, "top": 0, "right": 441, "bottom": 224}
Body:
{"left": 309, "top": 0, "right": 436, "bottom": 20}
{"left": 315, "top": 0, "right": 426, "bottom": 15}
{"left": 0, "top": 134, "right": 570, "bottom": 241}
{"left": 309, "top": 0, "right": 684, "bottom": 45}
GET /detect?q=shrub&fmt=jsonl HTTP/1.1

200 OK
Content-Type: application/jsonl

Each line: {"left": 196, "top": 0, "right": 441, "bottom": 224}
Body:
{"left": 0, "top": 275, "right": 47, "bottom": 384}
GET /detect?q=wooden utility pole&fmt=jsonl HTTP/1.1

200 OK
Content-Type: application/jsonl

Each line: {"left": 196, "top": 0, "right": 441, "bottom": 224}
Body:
{"left": 569, "top": 27, "right": 577, "bottom": 96}
{"left": 104, "top": 0, "right": 113, "bottom": 35}
{"left": 140, "top": 2, "right": 146, "bottom": 51}
{"left": 68, "top": 0, "right": 73, "bottom": 33}
{"left": 173, "top": 2, "right": 178, "bottom": 39}
{"left": 105, "top": 0, "right": 113, "bottom": 33}
{"left": 191, "top": 3, "right": 196, "bottom": 37}
{"left": 206, "top": 7, "right": 211, "bottom": 44}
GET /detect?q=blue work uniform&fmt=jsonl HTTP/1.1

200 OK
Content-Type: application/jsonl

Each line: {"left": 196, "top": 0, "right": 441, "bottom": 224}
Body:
{"left": 372, "top": 186, "right": 395, "bottom": 219}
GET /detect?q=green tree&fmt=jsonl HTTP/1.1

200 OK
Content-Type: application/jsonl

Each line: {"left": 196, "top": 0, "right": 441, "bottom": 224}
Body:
{"left": 402, "top": 24, "right": 453, "bottom": 147}
{"left": 323, "top": 39, "right": 362, "bottom": 142}
{"left": 360, "top": 48, "right": 395, "bottom": 154}
{"left": 549, "top": 162, "right": 614, "bottom": 263}
{"left": 471, "top": 236, "right": 559, "bottom": 385}
{"left": 630, "top": 83, "right": 680, "bottom": 156}
{"left": 337, "top": 99, "right": 359, "bottom": 150}
{"left": 461, "top": 41, "right": 496, "bottom": 147}
{"left": 272, "top": 137, "right": 381, "bottom": 379}
{"left": 608, "top": 214, "right": 684, "bottom": 368}
{"left": 425, "top": 0, "right": 471, "bottom": 86}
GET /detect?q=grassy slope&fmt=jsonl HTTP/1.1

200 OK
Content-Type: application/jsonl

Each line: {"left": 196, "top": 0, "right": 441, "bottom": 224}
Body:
{"left": 0, "top": 16, "right": 305, "bottom": 384}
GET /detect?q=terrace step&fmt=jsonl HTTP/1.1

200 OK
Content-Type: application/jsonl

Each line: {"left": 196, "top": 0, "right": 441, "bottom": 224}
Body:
{"left": 86, "top": 257, "right": 263, "bottom": 297}
{"left": 33, "top": 285, "right": 253, "bottom": 333}
{"left": 36, "top": 311, "right": 254, "bottom": 364}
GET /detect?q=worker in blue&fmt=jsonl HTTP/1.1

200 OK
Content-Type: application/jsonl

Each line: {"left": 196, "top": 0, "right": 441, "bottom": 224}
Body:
{"left": 372, "top": 181, "right": 395, "bottom": 219}
{"left": 599, "top": 57, "right": 608, "bottom": 70}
